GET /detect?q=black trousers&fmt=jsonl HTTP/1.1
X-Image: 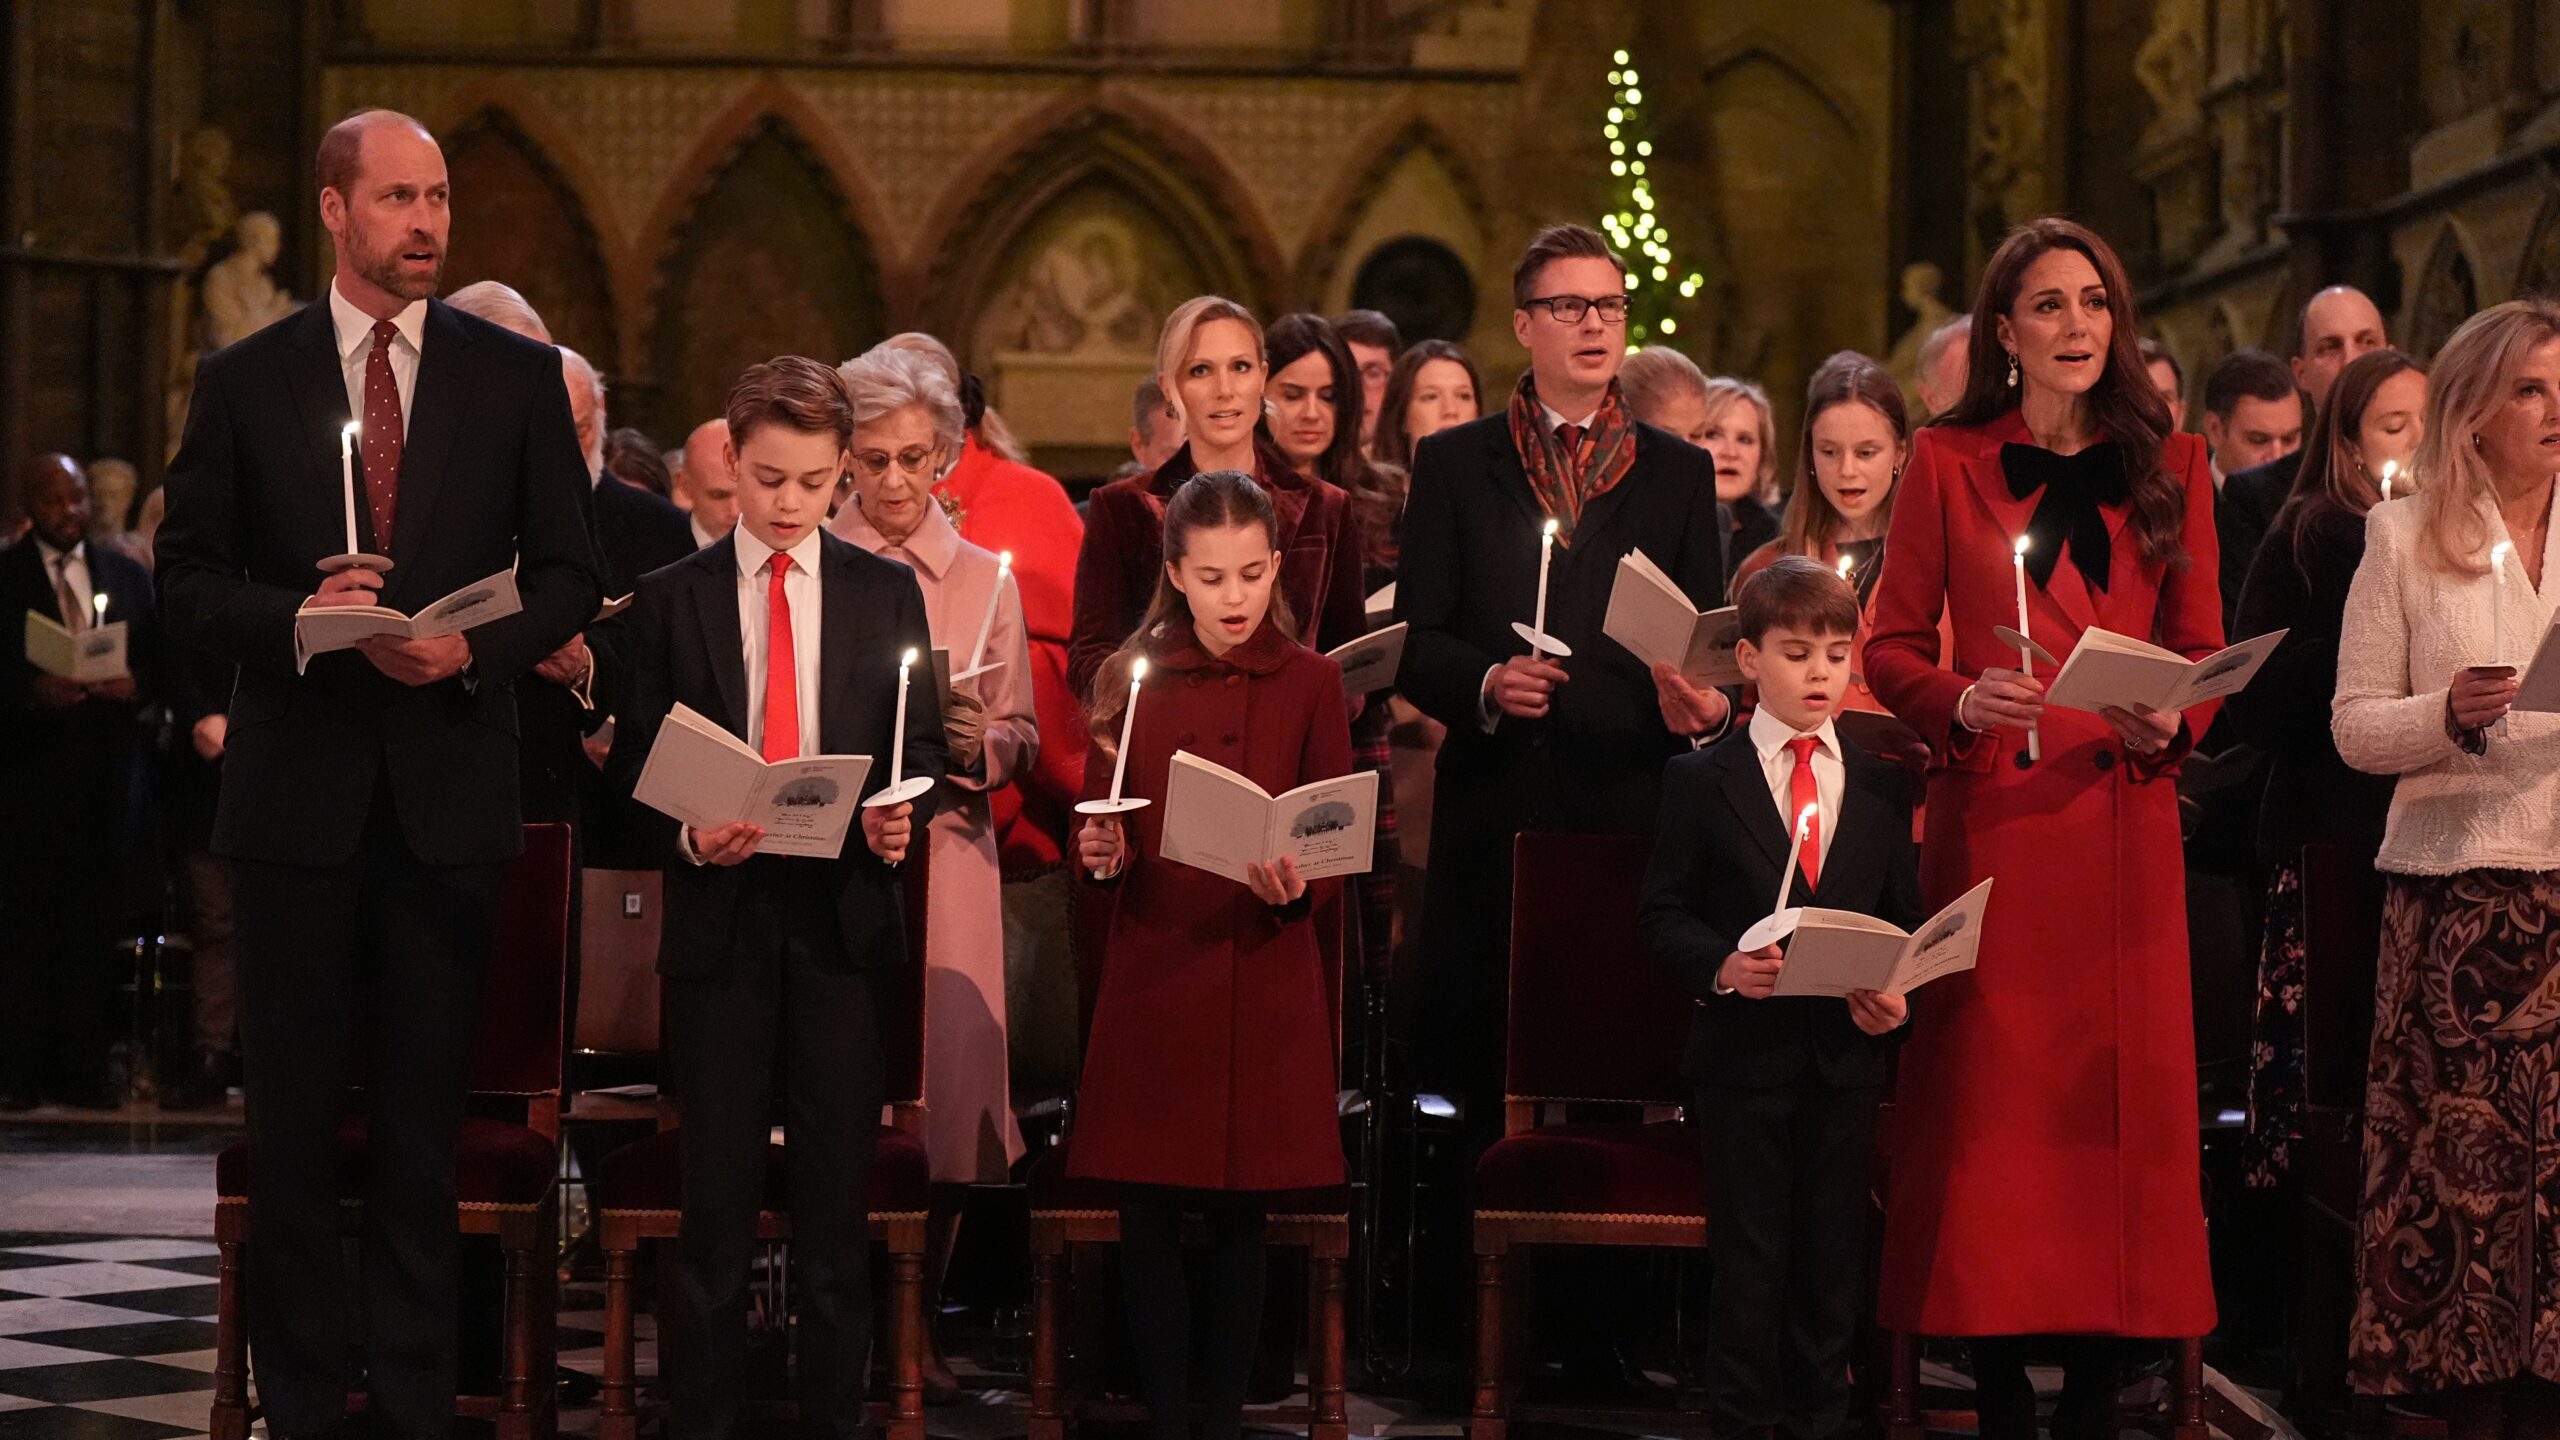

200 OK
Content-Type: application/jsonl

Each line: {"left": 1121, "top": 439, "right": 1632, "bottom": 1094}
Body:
{"left": 1696, "top": 1075, "right": 1880, "bottom": 1440}
{"left": 230, "top": 791, "right": 500, "bottom": 1440}
{"left": 0, "top": 845, "right": 120, "bottom": 1099}
{"left": 664, "top": 858, "right": 884, "bottom": 1440}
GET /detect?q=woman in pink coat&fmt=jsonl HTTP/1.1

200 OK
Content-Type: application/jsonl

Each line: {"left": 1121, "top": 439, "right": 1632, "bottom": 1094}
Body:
{"left": 833, "top": 346, "right": 1039, "bottom": 1395}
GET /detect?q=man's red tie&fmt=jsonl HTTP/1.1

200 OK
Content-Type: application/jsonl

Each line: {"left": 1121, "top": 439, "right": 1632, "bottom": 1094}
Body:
{"left": 360, "top": 319, "right": 404, "bottom": 552}
{"left": 1556, "top": 421, "right": 1585, "bottom": 456}
{"left": 762, "top": 553, "right": 799, "bottom": 762}
{"left": 1787, "top": 734, "right": 1822, "bottom": 891}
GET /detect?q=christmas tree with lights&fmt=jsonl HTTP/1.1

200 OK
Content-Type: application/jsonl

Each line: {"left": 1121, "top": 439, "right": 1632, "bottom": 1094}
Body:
{"left": 1597, "top": 47, "right": 1703, "bottom": 350}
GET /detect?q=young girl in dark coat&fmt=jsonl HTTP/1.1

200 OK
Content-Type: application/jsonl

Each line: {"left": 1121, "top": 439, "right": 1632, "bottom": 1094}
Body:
{"left": 1072, "top": 469, "right": 1354, "bottom": 1440}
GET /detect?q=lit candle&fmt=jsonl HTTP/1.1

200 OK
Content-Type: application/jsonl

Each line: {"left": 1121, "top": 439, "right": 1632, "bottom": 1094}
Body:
{"left": 1106, "top": 657, "right": 1149, "bottom": 803}
{"left": 2494, "top": 541, "right": 2513, "bottom": 667}
{"left": 1532, "top": 518, "right": 1559, "bottom": 637}
{"left": 2379, "top": 460, "right": 2398, "bottom": 503}
{"left": 91, "top": 592, "right": 108, "bottom": 629}
{"left": 967, "top": 550, "right": 1012, "bottom": 673}
{"left": 2012, "top": 534, "right": 2039, "bottom": 763}
{"left": 1771, "top": 803, "right": 1816, "bottom": 917}
{"left": 1837, "top": 553, "right": 1855, "bottom": 580}
{"left": 340, "top": 422, "right": 361, "bottom": 556}
{"left": 889, "top": 647, "right": 917, "bottom": 785}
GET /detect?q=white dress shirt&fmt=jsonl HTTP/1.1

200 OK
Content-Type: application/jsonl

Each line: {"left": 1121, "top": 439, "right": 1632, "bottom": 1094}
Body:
{"left": 690, "top": 516, "right": 723, "bottom": 552}
{"left": 730, "top": 526, "right": 825, "bottom": 758}
{"left": 329, "top": 279, "right": 425, "bottom": 441}
{"left": 1748, "top": 705, "right": 1844, "bottom": 875}
{"left": 35, "top": 539, "right": 94, "bottom": 628}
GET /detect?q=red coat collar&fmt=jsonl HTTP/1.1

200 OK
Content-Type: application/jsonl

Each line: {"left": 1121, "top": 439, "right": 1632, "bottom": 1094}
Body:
{"left": 1145, "top": 613, "right": 1298, "bottom": 676}
{"left": 1146, "top": 436, "right": 1318, "bottom": 548}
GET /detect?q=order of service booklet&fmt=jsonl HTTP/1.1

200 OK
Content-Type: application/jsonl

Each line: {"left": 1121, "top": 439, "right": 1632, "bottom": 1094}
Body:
{"left": 294, "top": 569, "right": 524, "bottom": 660}
{"left": 1770, "top": 878, "right": 1994, "bottom": 999}
{"left": 2040, "top": 626, "right": 2287, "bottom": 714}
{"left": 2506, "top": 621, "right": 2560, "bottom": 712}
{"left": 23, "top": 613, "right": 129, "bottom": 683}
{"left": 1602, "top": 548, "right": 1742, "bottom": 688}
{"left": 1329, "top": 622, "right": 1407, "bottom": 697}
{"left": 1158, "top": 750, "right": 1381, "bottom": 885}
{"left": 631, "top": 702, "right": 873, "bottom": 859}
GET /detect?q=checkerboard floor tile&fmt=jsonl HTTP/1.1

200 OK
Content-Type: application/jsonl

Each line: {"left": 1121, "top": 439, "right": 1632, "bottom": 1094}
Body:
{"left": 0, "top": 1239, "right": 234, "bottom": 1440}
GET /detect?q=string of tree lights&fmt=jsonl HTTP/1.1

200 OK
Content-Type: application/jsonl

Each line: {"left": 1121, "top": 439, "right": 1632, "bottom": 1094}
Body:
{"left": 1597, "top": 46, "right": 1705, "bottom": 351}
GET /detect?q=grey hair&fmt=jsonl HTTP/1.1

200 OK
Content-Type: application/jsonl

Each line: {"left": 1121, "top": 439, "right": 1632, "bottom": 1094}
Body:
{"left": 1918, "top": 313, "right": 1973, "bottom": 378}
{"left": 559, "top": 346, "right": 607, "bottom": 478}
{"left": 839, "top": 344, "right": 965, "bottom": 456}
{"left": 446, "top": 279, "right": 549, "bottom": 343}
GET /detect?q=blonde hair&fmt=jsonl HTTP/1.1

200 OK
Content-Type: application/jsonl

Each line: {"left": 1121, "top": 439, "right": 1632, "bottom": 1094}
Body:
{"left": 1154, "top": 296, "right": 1265, "bottom": 428}
{"left": 1617, "top": 346, "right": 1708, "bottom": 425}
{"left": 1701, "top": 375, "right": 1780, "bottom": 498}
{"left": 2415, "top": 300, "right": 2560, "bottom": 575}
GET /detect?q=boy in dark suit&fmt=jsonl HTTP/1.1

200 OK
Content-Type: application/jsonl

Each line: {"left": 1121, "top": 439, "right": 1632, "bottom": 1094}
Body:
{"left": 605, "top": 356, "right": 944, "bottom": 1440}
{"left": 1640, "top": 554, "right": 1922, "bottom": 1440}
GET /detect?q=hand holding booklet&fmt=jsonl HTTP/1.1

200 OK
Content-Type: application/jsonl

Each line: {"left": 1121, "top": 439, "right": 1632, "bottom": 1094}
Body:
{"left": 1767, "top": 878, "right": 1994, "bottom": 999}
{"left": 23, "top": 613, "right": 129, "bottom": 683}
{"left": 1602, "top": 548, "right": 1741, "bottom": 687}
{"left": 1158, "top": 751, "right": 1380, "bottom": 885}
{"left": 632, "top": 702, "right": 873, "bottom": 859}
{"left": 295, "top": 569, "right": 523, "bottom": 664}
{"left": 2040, "top": 626, "right": 2286, "bottom": 714}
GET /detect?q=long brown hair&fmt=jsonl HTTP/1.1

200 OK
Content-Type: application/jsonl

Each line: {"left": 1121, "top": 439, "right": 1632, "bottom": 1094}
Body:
{"left": 2277, "top": 348, "right": 2423, "bottom": 578}
{"left": 1373, "top": 339, "right": 1484, "bottom": 467}
{"left": 1939, "top": 217, "right": 2184, "bottom": 567}
{"left": 2413, "top": 300, "right": 2560, "bottom": 575}
{"left": 1265, "top": 313, "right": 1400, "bottom": 563}
{"left": 1084, "top": 470, "right": 1300, "bottom": 748}
{"left": 1779, "top": 350, "right": 1910, "bottom": 557}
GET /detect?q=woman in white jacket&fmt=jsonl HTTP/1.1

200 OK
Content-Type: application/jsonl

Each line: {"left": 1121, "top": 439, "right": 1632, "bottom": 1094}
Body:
{"left": 2333, "top": 298, "right": 2560, "bottom": 1434}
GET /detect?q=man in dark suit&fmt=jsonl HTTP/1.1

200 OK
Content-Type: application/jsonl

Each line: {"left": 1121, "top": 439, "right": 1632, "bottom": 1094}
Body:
{"left": 1398, "top": 222, "right": 1729, "bottom": 1140}
{"left": 2201, "top": 347, "right": 2305, "bottom": 636}
{"left": 604, "top": 357, "right": 942, "bottom": 1440}
{"left": 1640, "top": 555, "right": 1923, "bottom": 1440}
{"left": 154, "top": 109, "right": 598, "bottom": 1440}
{"left": 2216, "top": 285, "right": 2390, "bottom": 630}
{"left": 0, "top": 452, "right": 159, "bottom": 1109}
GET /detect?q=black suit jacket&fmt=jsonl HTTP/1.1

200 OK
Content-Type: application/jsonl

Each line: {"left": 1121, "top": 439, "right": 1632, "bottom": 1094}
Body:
{"left": 1398, "top": 412, "right": 1725, "bottom": 837}
{"left": 602, "top": 531, "right": 947, "bottom": 979}
{"left": 0, "top": 538, "right": 160, "bottom": 871}
{"left": 1639, "top": 731, "right": 1924, "bottom": 1089}
{"left": 2216, "top": 451, "right": 2297, "bottom": 638}
{"left": 154, "top": 297, "right": 601, "bottom": 869}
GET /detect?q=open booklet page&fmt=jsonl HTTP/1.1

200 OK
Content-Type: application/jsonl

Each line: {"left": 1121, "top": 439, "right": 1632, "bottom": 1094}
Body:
{"left": 2041, "top": 626, "right": 2285, "bottom": 714}
{"left": 1329, "top": 622, "right": 1406, "bottom": 696}
{"left": 2510, "top": 621, "right": 2560, "bottom": 711}
{"left": 1770, "top": 878, "right": 1993, "bottom": 998}
{"left": 23, "top": 613, "right": 129, "bottom": 683}
{"left": 294, "top": 569, "right": 525, "bottom": 659}
{"left": 1602, "top": 548, "right": 1741, "bottom": 687}
{"left": 631, "top": 702, "right": 873, "bottom": 859}
{"left": 1159, "top": 750, "right": 1380, "bottom": 886}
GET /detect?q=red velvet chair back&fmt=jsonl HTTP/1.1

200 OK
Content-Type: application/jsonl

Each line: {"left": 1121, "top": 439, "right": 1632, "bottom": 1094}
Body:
{"left": 2298, "top": 842, "right": 2387, "bottom": 1114}
{"left": 470, "top": 823, "right": 574, "bottom": 1098}
{"left": 1504, "top": 832, "right": 1689, "bottom": 1107}
{"left": 878, "top": 843, "right": 930, "bottom": 1108}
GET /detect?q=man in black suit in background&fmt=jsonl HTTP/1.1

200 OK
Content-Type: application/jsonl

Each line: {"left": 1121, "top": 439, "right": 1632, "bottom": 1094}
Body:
{"left": 154, "top": 109, "right": 598, "bottom": 1440}
{"left": 1398, "top": 222, "right": 1730, "bottom": 1143}
{"left": 0, "top": 453, "right": 158, "bottom": 1110}
{"left": 2200, "top": 347, "right": 2305, "bottom": 636}
{"left": 2217, "top": 284, "right": 2390, "bottom": 624}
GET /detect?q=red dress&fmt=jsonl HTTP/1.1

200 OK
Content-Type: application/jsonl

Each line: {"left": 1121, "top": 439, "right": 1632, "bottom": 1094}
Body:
{"left": 1067, "top": 617, "right": 1352, "bottom": 1192}
{"left": 936, "top": 435, "right": 1088, "bottom": 867}
{"left": 1864, "top": 409, "right": 2222, "bottom": 1337}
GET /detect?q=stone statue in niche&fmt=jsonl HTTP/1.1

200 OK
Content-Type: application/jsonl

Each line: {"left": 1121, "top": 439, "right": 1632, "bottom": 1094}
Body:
{"left": 168, "top": 126, "right": 239, "bottom": 266}
{"left": 1885, "top": 262, "right": 1958, "bottom": 405}
{"left": 85, "top": 459, "right": 146, "bottom": 564}
{"left": 202, "top": 212, "right": 299, "bottom": 350}
{"left": 2134, "top": 0, "right": 2208, "bottom": 151}
{"left": 986, "top": 216, "right": 1158, "bottom": 358}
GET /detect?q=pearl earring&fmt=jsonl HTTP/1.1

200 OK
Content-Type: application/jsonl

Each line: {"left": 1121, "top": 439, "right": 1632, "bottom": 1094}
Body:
{"left": 2005, "top": 351, "right": 2020, "bottom": 388}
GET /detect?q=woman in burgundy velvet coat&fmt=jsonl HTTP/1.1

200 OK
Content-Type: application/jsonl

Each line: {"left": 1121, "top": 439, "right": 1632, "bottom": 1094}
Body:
{"left": 1070, "top": 469, "right": 1350, "bottom": 1440}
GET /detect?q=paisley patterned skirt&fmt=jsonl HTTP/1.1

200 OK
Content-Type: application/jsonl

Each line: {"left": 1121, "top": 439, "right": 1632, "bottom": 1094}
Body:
{"left": 2350, "top": 869, "right": 2560, "bottom": 1395}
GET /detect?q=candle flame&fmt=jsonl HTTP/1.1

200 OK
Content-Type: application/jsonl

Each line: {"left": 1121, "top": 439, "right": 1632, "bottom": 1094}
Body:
{"left": 1542, "top": 518, "right": 1560, "bottom": 539}
{"left": 92, "top": 593, "right": 107, "bottom": 620}
{"left": 1794, "top": 803, "right": 1817, "bottom": 839}
{"left": 900, "top": 647, "right": 919, "bottom": 667}
{"left": 998, "top": 550, "right": 1013, "bottom": 569}
{"left": 1132, "top": 657, "right": 1149, "bottom": 682}
{"left": 342, "top": 421, "right": 360, "bottom": 438}
{"left": 1837, "top": 554, "right": 1855, "bottom": 579}
{"left": 2494, "top": 541, "right": 2514, "bottom": 567}
{"left": 2012, "top": 534, "right": 2031, "bottom": 557}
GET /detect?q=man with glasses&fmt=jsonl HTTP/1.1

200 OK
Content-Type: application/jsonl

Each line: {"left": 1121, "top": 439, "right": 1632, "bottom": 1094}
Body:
{"left": 1399, "top": 221, "right": 1729, "bottom": 1148}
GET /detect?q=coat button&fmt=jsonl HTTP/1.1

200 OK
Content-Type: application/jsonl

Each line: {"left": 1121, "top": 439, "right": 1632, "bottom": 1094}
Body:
{"left": 1222, "top": 732, "right": 1239, "bottom": 746}
{"left": 1226, "top": 674, "right": 1242, "bottom": 687}
{"left": 1189, "top": 675, "right": 1203, "bottom": 689}
{"left": 2093, "top": 750, "right": 2116, "bottom": 773}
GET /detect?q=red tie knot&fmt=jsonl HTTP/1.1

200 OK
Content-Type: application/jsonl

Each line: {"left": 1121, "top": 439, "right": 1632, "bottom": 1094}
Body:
{"left": 371, "top": 318, "right": 399, "bottom": 347}
{"left": 768, "top": 552, "right": 793, "bottom": 579}
{"left": 1788, "top": 734, "right": 1819, "bottom": 763}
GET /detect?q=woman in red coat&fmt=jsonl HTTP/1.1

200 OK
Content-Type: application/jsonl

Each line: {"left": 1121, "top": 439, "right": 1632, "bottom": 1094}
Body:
{"left": 1071, "top": 469, "right": 1352, "bottom": 1440}
{"left": 1865, "top": 218, "right": 2221, "bottom": 1440}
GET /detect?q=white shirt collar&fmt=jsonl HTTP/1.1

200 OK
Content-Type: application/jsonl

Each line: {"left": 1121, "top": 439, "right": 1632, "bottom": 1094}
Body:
{"left": 732, "top": 525, "right": 825, "bottom": 582}
{"left": 34, "top": 537, "right": 82, "bottom": 569}
{"left": 1539, "top": 400, "right": 1599, "bottom": 433}
{"left": 329, "top": 278, "right": 427, "bottom": 367}
{"left": 1748, "top": 705, "right": 1841, "bottom": 764}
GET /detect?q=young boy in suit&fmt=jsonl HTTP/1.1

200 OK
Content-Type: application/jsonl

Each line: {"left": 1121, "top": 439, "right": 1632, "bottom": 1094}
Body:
{"left": 605, "top": 356, "right": 946, "bottom": 1440}
{"left": 1640, "top": 552, "right": 1922, "bottom": 1440}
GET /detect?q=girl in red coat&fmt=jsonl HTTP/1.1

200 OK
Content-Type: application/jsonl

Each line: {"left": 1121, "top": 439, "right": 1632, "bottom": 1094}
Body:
{"left": 1072, "top": 468, "right": 1353, "bottom": 1440}
{"left": 1865, "top": 217, "right": 2221, "bottom": 1440}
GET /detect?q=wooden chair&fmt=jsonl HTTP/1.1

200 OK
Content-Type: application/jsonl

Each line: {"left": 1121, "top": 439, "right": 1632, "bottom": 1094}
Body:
{"left": 211, "top": 823, "right": 574, "bottom": 1440}
{"left": 590, "top": 846, "right": 933, "bottom": 1440}
{"left": 1469, "top": 832, "right": 1702, "bottom": 1440}
{"left": 1026, "top": 887, "right": 1353, "bottom": 1440}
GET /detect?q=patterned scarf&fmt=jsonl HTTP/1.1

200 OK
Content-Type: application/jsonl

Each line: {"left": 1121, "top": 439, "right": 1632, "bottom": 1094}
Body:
{"left": 1508, "top": 371, "right": 1639, "bottom": 544}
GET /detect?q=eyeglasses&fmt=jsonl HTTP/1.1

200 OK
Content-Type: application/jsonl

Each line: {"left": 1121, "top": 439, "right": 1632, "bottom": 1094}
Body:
{"left": 1522, "top": 293, "right": 1630, "bottom": 325}
{"left": 850, "top": 446, "right": 940, "bottom": 481}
